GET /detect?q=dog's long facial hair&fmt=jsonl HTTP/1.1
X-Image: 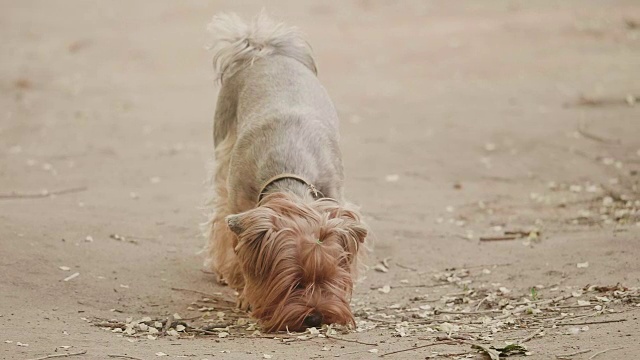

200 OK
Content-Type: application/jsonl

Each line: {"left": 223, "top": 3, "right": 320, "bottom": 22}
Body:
{"left": 226, "top": 193, "right": 367, "bottom": 332}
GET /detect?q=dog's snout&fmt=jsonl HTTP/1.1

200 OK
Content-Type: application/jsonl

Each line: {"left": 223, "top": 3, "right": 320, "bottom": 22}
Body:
{"left": 303, "top": 313, "right": 323, "bottom": 328}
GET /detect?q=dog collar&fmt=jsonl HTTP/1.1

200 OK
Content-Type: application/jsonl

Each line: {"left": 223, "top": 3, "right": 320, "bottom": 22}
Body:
{"left": 257, "top": 173, "right": 325, "bottom": 203}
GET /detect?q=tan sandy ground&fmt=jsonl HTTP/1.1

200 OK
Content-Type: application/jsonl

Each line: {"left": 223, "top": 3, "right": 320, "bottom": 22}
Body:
{"left": 1, "top": 1, "right": 639, "bottom": 359}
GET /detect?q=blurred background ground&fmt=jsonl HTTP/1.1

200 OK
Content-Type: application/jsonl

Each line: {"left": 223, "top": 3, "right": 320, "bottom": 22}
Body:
{"left": 0, "top": 1, "right": 639, "bottom": 359}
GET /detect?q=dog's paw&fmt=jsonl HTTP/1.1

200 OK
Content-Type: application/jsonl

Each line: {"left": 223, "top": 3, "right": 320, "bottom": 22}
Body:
{"left": 216, "top": 274, "right": 229, "bottom": 286}
{"left": 237, "top": 292, "right": 251, "bottom": 312}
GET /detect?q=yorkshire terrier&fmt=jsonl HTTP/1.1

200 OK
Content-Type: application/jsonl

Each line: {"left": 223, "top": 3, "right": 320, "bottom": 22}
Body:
{"left": 203, "top": 12, "right": 368, "bottom": 332}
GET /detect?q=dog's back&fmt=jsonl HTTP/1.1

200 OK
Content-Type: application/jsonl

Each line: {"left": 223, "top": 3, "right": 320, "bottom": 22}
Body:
{"left": 208, "top": 12, "right": 338, "bottom": 140}
{"left": 207, "top": 12, "right": 344, "bottom": 212}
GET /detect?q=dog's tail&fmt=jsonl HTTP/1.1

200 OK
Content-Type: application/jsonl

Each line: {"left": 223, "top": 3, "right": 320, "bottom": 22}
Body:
{"left": 207, "top": 11, "right": 317, "bottom": 82}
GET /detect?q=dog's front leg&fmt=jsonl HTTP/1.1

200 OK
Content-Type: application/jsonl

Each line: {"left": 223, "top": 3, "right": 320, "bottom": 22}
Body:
{"left": 236, "top": 287, "right": 251, "bottom": 312}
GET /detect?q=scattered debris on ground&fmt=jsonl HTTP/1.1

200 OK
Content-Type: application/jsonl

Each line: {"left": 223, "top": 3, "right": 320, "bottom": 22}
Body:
{"left": 91, "top": 265, "right": 638, "bottom": 358}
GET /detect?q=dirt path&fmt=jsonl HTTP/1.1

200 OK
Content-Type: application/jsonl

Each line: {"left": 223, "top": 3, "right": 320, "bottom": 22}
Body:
{"left": 1, "top": 1, "right": 639, "bottom": 359}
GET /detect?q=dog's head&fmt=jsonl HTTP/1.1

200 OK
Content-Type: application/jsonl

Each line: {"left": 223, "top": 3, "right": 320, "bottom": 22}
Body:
{"left": 226, "top": 192, "right": 367, "bottom": 332}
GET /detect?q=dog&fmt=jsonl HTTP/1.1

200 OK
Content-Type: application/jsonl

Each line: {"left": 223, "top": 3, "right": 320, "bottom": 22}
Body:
{"left": 203, "top": 12, "right": 368, "bottom": 332}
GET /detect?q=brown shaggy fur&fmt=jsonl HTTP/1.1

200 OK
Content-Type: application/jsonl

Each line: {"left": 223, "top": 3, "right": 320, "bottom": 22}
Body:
{"left": 231, "top": 193, "right": 366, "bottom": 331}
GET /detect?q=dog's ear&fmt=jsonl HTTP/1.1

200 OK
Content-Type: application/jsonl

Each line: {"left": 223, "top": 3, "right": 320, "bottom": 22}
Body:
{"left": 346, "top": 222, "right": 368, "bottom": 244}
{"left": 326, "top": 205, "right": 367, "bottom": 244}
{"left": 226, "top": 210, "right": 261, "bottom": 251}
{"left": 226, "top": 213, "right": 245, "bottom": 235}
{"left": 226, "top": 207, "right": 275, "bottom": 239}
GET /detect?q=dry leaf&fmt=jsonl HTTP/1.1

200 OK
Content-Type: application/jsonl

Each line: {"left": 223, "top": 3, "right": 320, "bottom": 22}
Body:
{"left": 374, "top": 264, "right": 389, "bottom": 273}
{"left": 385, "top": 174, "right": 400, "bottom": 182}
{"left": 63, "top": 272, "right": 80, "bottom": 282}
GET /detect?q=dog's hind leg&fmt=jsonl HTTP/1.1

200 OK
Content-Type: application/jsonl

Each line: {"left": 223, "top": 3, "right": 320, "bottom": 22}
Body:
{"left": 204, "top": 133, "right": 246, "bottom": 290}
{"left": 203, "top": 81, "right": 245, "bottom": 291}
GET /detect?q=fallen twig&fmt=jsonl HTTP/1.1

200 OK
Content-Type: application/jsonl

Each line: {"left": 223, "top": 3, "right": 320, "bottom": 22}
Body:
{"left": 519, "top": 327, "right": 543, "bottom": 343}
{"left": 571, "top": 94, "right": 638, "bottom": 108}
{"left": 201, "top": 321, "right": 235, "bottom": 330}
{"left": 380, "top": 341, "right": 458, "bottom": 357}
{"left": 577, "top": 121, "right": 619, "bottom": 144}
{"left": 474, "top": 296, "right": 489, "bottom": 311}
{"left": 170, "top": 287, "right": 234, "bottom": 303}
{"left": 190, "top": 328, "right": 219, "bottom": 335}
{"left": 108, "top": 355, "right": 144, "bottom": 360}
{"left": 556, "top": 318, "right": 627, "bottom": 326}
{"left": 430, "top": 334, "right": 475, "bottom": 341}
{"left": 479, "top": 235, "right": 519, "bottom": 242}
{"left": 426, "top": 352, "right": 470, "bottom": 359}
{"left": 0, "top": 186, "right": 87, "bottom": 200}
{"left": 588, "top": 347, "right": 623, "bottom": 360}
{"left": 395, "top": 263, "right": 418, "bottom": 271}
{"left": 94, "top": 321, "right": 126, "bottom": 328}
{"left": 504, "top": 230, "right": 533, "bottom": 237}
{"left": 366, "top": 316, "right": 398, "bottom": 324}
{"left": 369, "top": 283, "right": 449, "bottom": 290}
{"left": 555, "top": 349, "right": 591, "bottom": 359}
{"left": 334, "top": 350, "right": 369, "bottom": 357}
{"left": 326, "top": 333, "right": 377, "bottom": 346}
{"left": 453, "top": 262, "right": 512, "bottom": 269}
{"left": 435, "top": 309, "right": 501, "bottom": 315}
{"left": 28, "top": 351, "right": 87, "bottom": 360}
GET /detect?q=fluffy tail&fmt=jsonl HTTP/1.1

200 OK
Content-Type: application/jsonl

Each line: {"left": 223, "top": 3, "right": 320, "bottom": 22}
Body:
{"left": 207, "top": 12, "right": 317, "bottom": 82}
